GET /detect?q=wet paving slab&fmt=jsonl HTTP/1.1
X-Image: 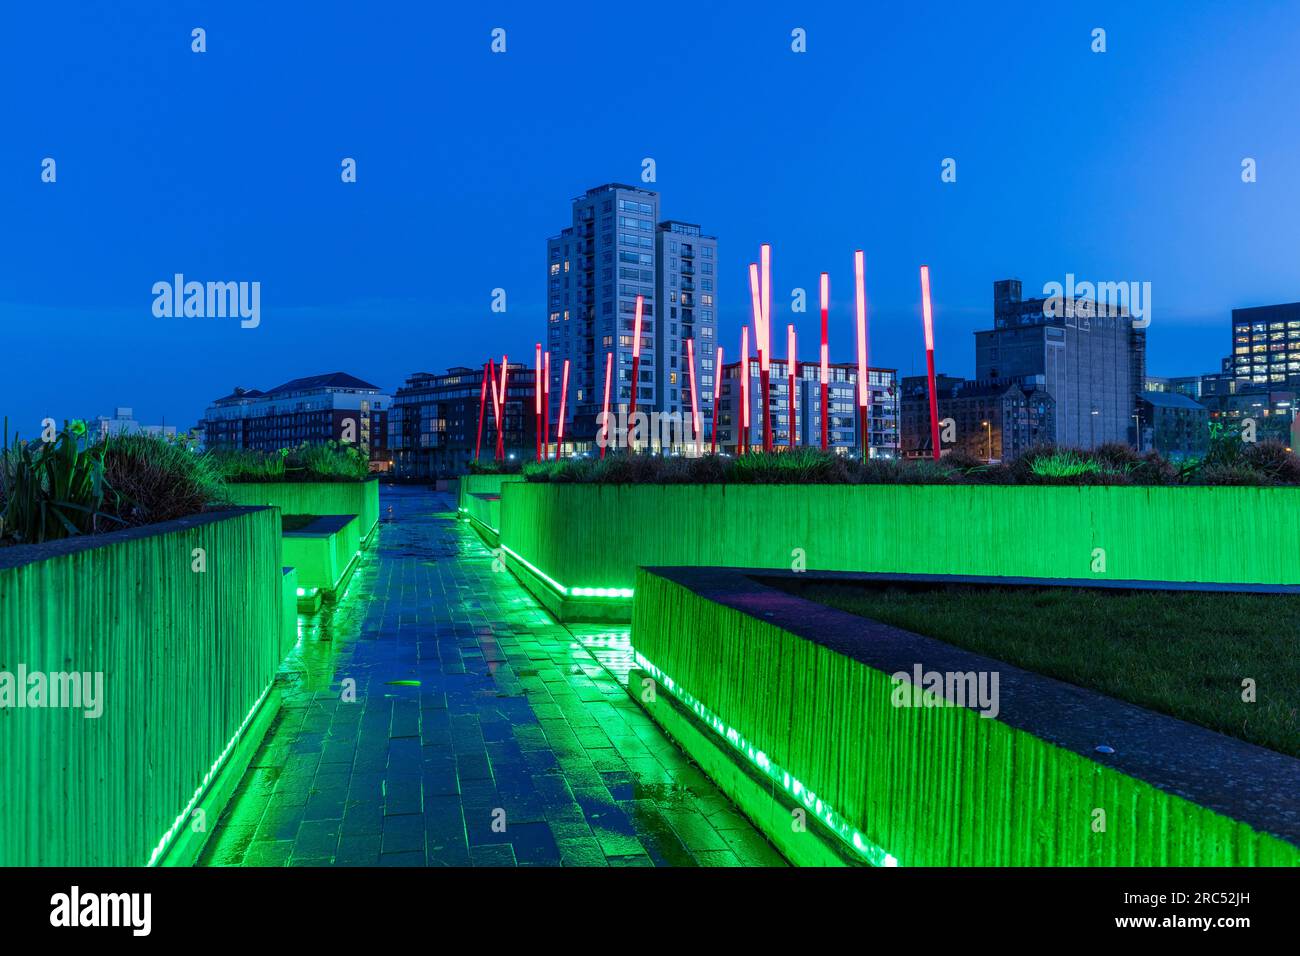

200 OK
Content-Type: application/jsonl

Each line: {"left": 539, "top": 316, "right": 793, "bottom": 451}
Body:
{"left": 198, "top": 486, "right": 784, "bottom": 867}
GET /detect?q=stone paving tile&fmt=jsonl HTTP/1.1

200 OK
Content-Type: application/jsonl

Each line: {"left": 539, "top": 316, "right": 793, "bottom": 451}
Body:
{"left": 198, "top": 487, "right": 783, "bottom": 868}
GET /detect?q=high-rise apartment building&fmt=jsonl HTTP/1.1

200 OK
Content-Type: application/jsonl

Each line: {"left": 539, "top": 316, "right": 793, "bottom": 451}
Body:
{"left": 975, "top": 279, "right": 1145, "bottom": 448}
{"left": 546, "top": 184, "right": 717, "bottom": 446}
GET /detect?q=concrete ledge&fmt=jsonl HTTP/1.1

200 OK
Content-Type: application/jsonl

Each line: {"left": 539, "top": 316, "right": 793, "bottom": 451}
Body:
{"left": 632, "top": 566, "right": 1300, "bottom": 866}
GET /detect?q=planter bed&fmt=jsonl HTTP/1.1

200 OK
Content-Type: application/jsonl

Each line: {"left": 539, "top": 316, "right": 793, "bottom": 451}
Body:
{"left": 630, "top": 566, "right": 1300, "bottom": 867}
{"left": 282, "top": 514, "right": 362, "bottom": 607}
{"left": 0, "top": 507, "right": 286, "bottom": 866}
{"left": 224, "top": 478, "right": 380, "bottom": 545}
{"left": 496, "top": 483, "right": 1300, "bottom": 622}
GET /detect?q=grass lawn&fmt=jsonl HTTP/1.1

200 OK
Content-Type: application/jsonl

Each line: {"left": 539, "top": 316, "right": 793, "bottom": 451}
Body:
{"left": 771, "top": 579, "right": 1300, "bottom": 758}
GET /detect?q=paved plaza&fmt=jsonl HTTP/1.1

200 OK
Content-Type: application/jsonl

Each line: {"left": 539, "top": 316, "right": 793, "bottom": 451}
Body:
{"left": 198, "top": 486, "right": 783, "bottom": 867}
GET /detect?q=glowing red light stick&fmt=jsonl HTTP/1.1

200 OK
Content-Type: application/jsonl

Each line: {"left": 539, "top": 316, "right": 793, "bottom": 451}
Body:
{"left": 921, "top": 265, "right": 941, "bottom": 462}
{"left": 854, "top": 250, "right": 869, "bottom": 456}
{"left": 628, "top": 294, "right": 643, "bottom": 450}
{"left": 686, "top": 337, "right": 701, "bottom": 447}
{"left": 760, "top": 244, "right": 773, "bottom": 451}
{"left": 820, "top": 272, "right": 829, "bottom": 451}
{"left": 787, "top": 324, "right": 797, "bottom": 450}
{"left": 556, "top": 359, "right": 570, "bottom": 457}
{"left": 534, "top": 343, "right": 543, "bottom": 462}
{"left": 543, "top": 351, "right": 551, "bottom": 460}
{"left": 711, "top": 345, "right": 723, "bottom": 455}
{"left": 475, "top": 360, "right": 489, "bottom": 461}
{"left": 495, "top": 355, "right": 508, "bottom": 461}
{"left": 740, "top": 326, "right": 750, "bottom": 454}
{"left": 600, "top": 350, "right": 613, "bottom": 460}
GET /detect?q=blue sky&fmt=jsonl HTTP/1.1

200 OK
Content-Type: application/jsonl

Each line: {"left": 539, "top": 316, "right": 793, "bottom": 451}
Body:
{"left": 3, "top": 0, "right": 1300, "bottom": 433}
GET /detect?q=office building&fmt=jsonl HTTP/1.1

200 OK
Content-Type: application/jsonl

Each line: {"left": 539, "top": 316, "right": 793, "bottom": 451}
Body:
{"left": 715, "top": 360, "right": 899, "bottom": 457}
{"left": 388, "top": 363, "right": 537, "bottom": 478}
{"left": 1229, "top": 302, "right": 1300, "bottom": 387}
{"left": 200, "top": 372, "right": 389, "bottom": 461}
{"left": 976, "top": 279, "right": 1145, "bottom": 448}
{"left": 546, "top": 184, "right": 717, "bottom": 445}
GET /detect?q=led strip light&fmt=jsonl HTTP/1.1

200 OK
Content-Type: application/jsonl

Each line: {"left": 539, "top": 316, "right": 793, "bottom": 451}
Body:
{"left": 635, "top": 650, "right": 899, "bottom": 867}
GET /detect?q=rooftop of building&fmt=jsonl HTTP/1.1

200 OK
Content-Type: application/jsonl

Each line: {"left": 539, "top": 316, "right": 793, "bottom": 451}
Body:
{"left": 1140, "top": 390, "right": 1208, "bottom": 410}
{"left": 1231, "top": 301, "right": 1300, "bottom": 318}
{"left": 210, "top": 372, "right": 381, "bottom": 404}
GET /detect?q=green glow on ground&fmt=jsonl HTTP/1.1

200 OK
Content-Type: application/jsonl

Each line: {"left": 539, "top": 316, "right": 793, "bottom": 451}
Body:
{"left": 147, "top": 681, "right": 274, "bottom": 867}
{"left": 494, "top": 541, "right": 634, "bottom": 601}
{"left": 635, "top": 650, "right": 898, "bottom": 868}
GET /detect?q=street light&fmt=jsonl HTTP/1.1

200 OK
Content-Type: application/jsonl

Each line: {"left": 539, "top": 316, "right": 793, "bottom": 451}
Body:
{"left": 981, "top": 419, "right": 991, "bottom": 462}
{"left": 1090, "top": 405, "right": 1100, "bottom": 449}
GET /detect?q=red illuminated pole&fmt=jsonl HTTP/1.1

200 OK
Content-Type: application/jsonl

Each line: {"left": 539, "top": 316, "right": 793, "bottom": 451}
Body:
{"left": 487, "top": 358, "right": 501, "bottom": 461}
{"left": 761, "top": 244, "right": 773, "bottom": 452}
{"left": 820, "top": 272, "right": 830, "bottom": 451}
{"left": 920, "top": 265, "right": 941, "bottom": 462}
{"left": 556, "top": 359, "right": 570, "bottom": 457}
{"left": 495, "top": 355, "right": 508, "bottom": 461}
{"left": 543, "top": 351, "right": 551, "bottom": 460}
{"left": 711, "top": 345, "right": 723, "bottom": 455}
{"left": 534, "top": 343, "right": 543, "bottom": 462}
{"left": 475, "top": 361, "right": 489, "bottom": 461}
{"left": 600, "top": 350, "right": 613, "bottom": 460}
{"left": 628, "top": 294, "right": 643, "bottom": 451}
{"left": 740, "top": 326, "right": 751, "bottom": 454}
{"left": 686, "top": 337, "right": 701, "bottom": 450}
{"left": 748, "top": 263, "right": 765, "bottom": 454}
{"left": 854, "top": 250, "right": 870, "bottom": 457}
{"left": 787, "top": 324, "right": 797, "bottom": 450}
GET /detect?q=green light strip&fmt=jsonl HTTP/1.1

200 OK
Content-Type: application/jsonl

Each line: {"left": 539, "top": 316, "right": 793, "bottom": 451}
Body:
{"left": 635, "top": 650, "right": 899, "bottom": 868}
{"left": 146, "top": 681, "right": 274, "bottom": 867}
{"left": 497, "top": 543, "right": 633, "bottom": 601}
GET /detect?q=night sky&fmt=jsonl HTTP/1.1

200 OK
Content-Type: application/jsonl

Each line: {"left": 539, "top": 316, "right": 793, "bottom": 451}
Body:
{"left": 4, "top": 0, "right": 1299, "bottom": 433}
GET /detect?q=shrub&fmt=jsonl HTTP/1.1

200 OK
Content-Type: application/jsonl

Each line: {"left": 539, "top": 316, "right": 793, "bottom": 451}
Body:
{"left": 99, "top": 434, "right": 227, "bottom": 526}
{"left": 0, "top": 421, "right": 125, "bottom": 544}
{"left": 211, "top": 442, "right": 370, "bottom": 483}
{"left": 1242, "top": 441, "right": 1300, "bottom": 483}
{"left": 208, "top": 448, "right": 286, "bottom": 482}
{"left": 512, "top": 443, "right": 1300, "bottom": 487}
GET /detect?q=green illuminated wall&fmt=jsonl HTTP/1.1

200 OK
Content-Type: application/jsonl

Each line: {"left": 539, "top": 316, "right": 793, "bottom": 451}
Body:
{"left": 456, "top": 473, "right": 522, "bottom": 516}
{"left": 0, "top": 508, "right": 284, "bottom": 866}
{"left": 225, "top": 479, "right": 379, "bottom": 541}
{"left": 632, "top": 568, "right": 1300, "bottom": 866}
{"left": 281, "top": 567, "right": 299, "bottom": 657}
{"left": 282, "top": 515, "right": 361, "bottom": 594}
{"left": 500, "top": 483, "right": 1300, "bottom": 601}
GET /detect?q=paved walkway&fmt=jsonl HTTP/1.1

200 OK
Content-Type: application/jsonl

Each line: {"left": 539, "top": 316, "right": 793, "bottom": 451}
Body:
{"left": 198, "top": 486, "right": 783, "bottom": 867}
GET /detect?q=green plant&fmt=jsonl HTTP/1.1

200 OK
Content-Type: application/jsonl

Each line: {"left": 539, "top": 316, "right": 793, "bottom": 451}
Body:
{"left": 208, "top": 448, "right": 287, "bottom": 483}
{"left": 0, "top": 420, "right": 124, "bottom": 544}
{"left": 210, "top": 442, "right": 371, "bottom": 483}
{"left": 99, "top": 433, "right": 228, "bottom": 525}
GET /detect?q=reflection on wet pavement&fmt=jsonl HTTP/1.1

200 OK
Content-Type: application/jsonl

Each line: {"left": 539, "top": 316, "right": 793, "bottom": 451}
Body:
{"left": 198, "top": 486, "right": 784, "bottom": 867}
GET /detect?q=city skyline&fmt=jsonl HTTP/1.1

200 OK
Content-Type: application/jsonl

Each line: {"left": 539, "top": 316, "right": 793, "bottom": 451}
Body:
{"left": 6, "top": 2, "right": 1300, "bottom": 433}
